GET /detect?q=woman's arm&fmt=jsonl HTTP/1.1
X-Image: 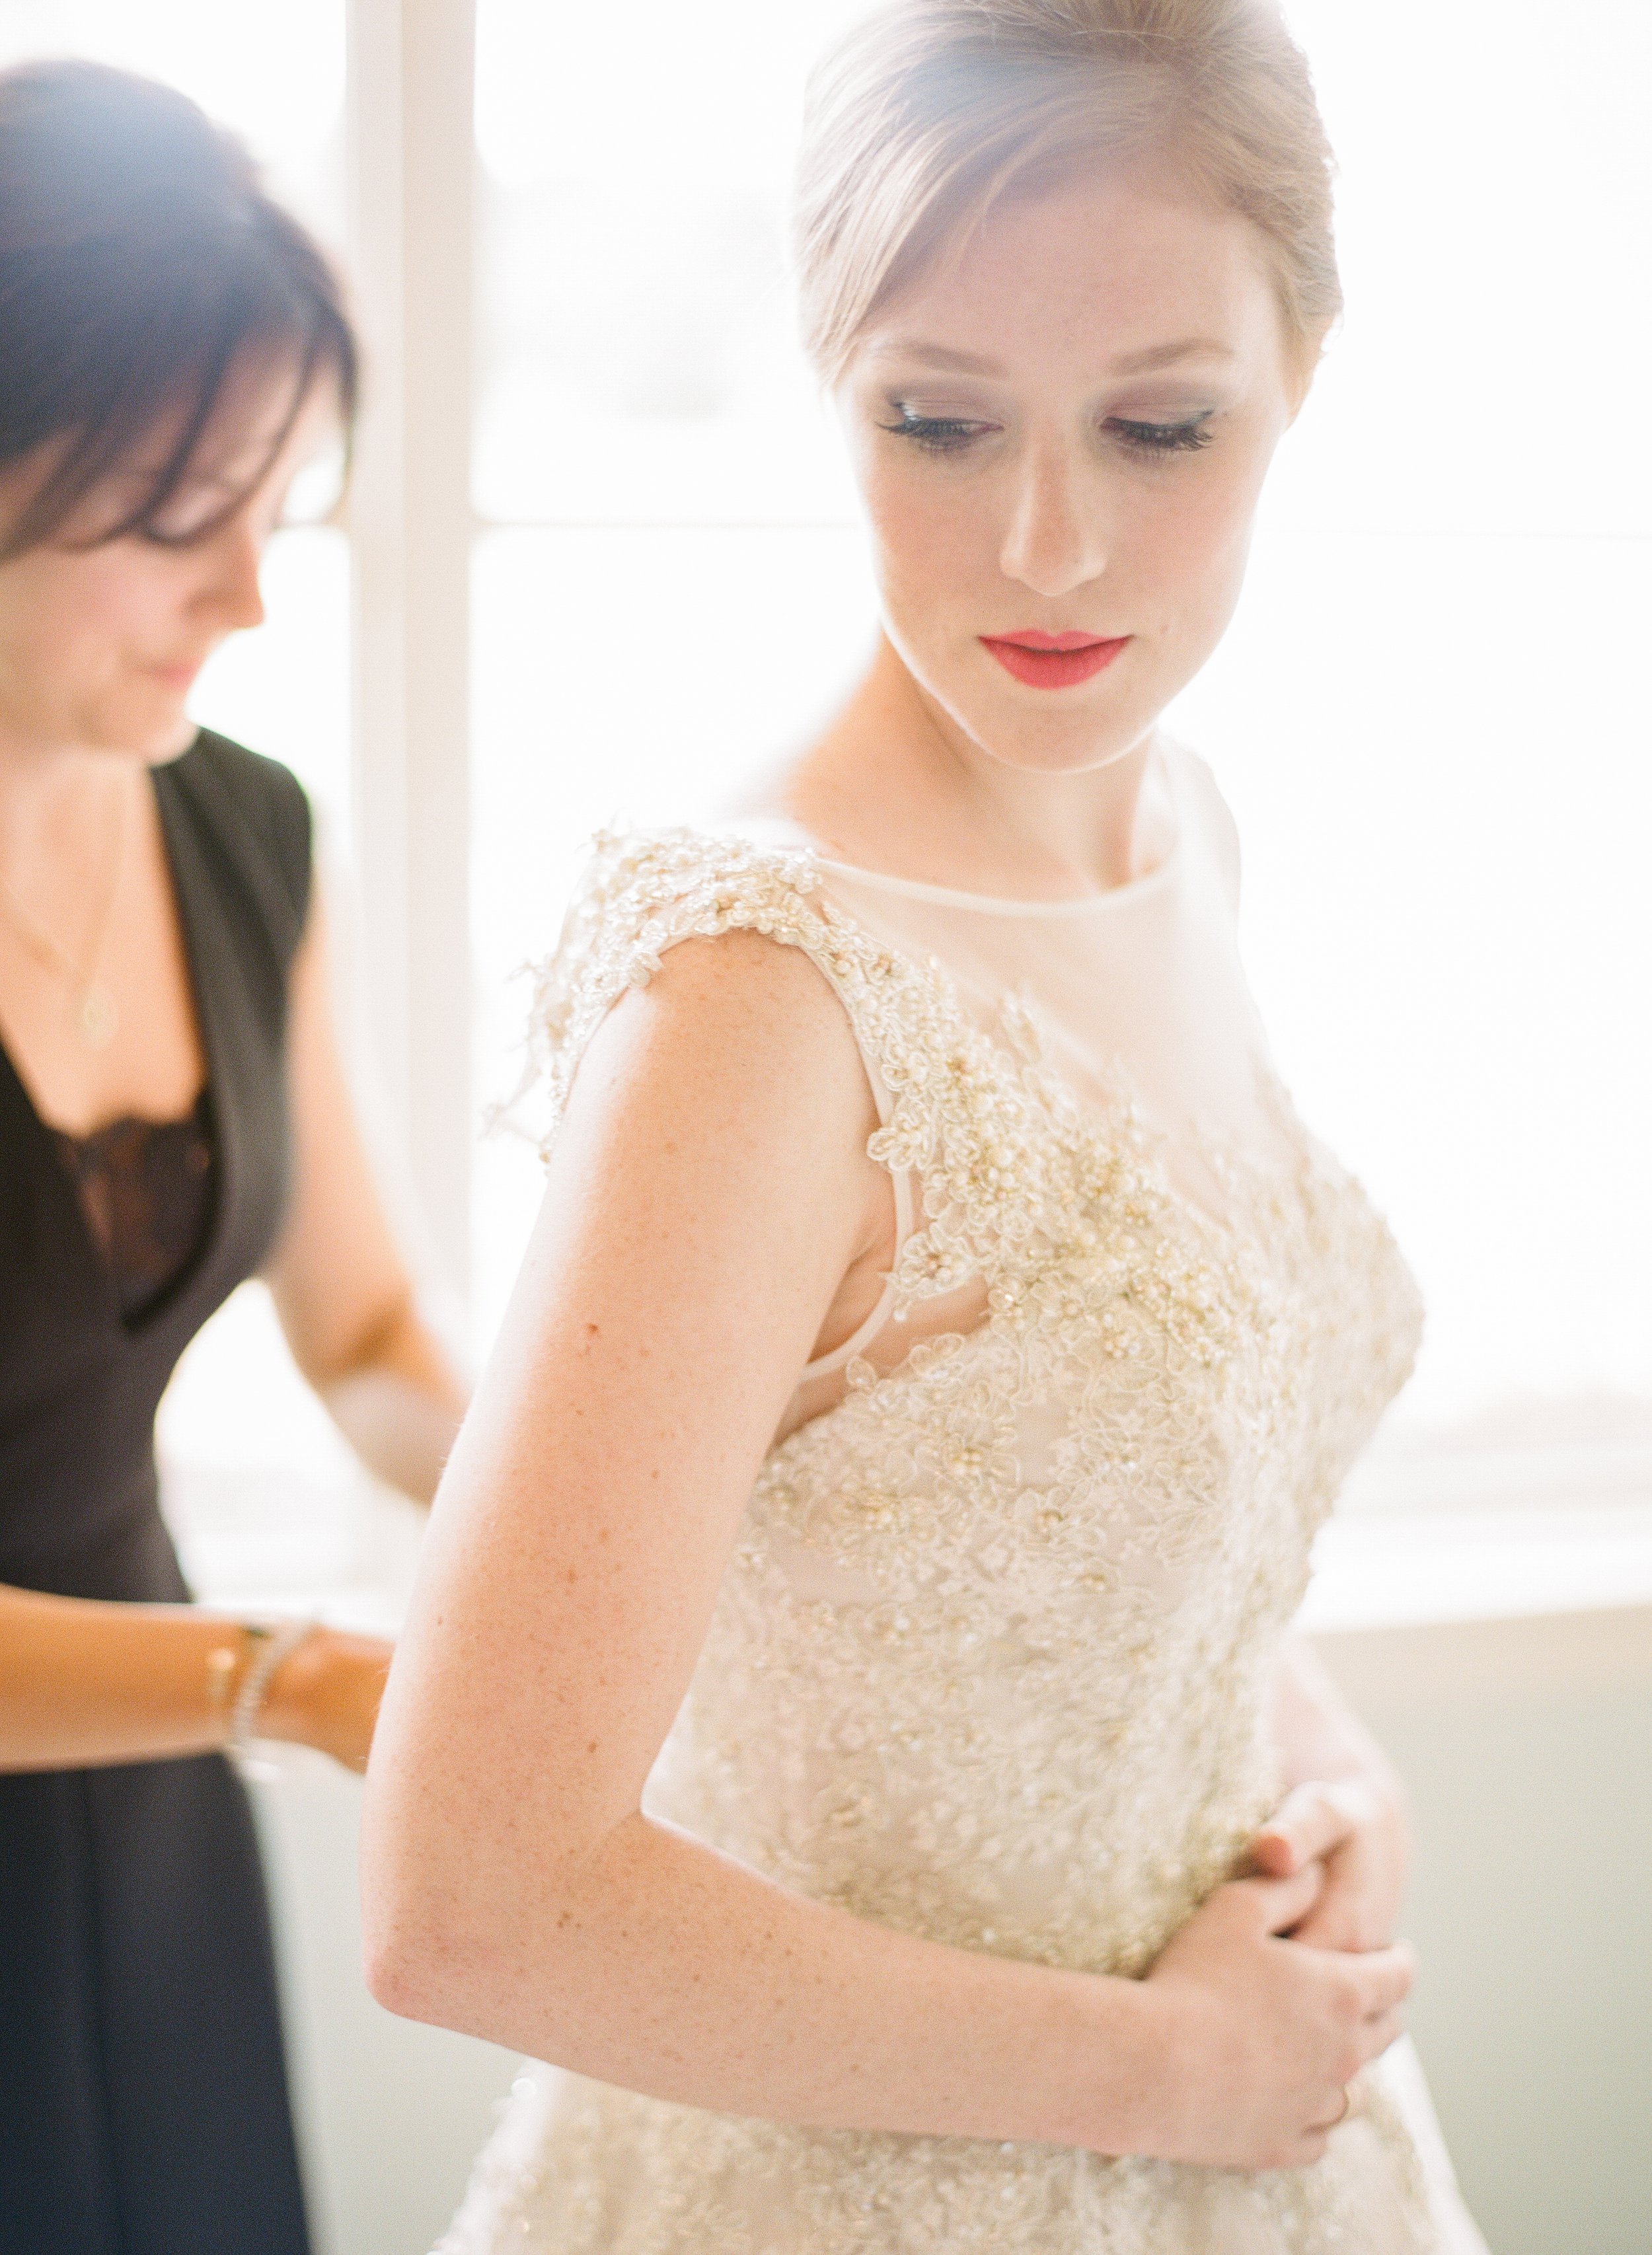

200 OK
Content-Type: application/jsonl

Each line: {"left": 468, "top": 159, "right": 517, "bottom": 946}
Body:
{"left": 361, "top": 932, "right": 1411, "bottom": 2170}
{"left": 1249, "top": 1637, "right": 1410, "bottom": 1952}
{"left": 264, "top": 893, "right": 468, "bottom": 1502}
{"left": 0, "top": 1583, "right": 391, "bottom": 1773}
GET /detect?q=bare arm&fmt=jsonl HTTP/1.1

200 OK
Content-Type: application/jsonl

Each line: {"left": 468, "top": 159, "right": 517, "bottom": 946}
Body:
{"left": 361, "top": 933, "right": 1411, "bottom": 2169}
{"left": 264, "top": 894, "right": 467, "bottom": 1502}
{"left": 0, "top": 1583, "right": 391, "bottom": 1773}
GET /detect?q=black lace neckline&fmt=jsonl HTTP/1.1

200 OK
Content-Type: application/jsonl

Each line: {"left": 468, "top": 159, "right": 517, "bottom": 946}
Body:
{"left": 50, "top": 1090, "right": 217, "bottom": 1324}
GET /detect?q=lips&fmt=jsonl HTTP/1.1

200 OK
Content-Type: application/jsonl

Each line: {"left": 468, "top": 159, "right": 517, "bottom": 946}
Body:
{"left": 979, "top": 630, "right": 1131, "bottom": 689}
{"left": 147, "top": 659, "right": 206, "bottom": 692}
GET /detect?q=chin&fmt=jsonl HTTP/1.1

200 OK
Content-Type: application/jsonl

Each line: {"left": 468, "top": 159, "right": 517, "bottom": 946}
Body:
{"left": 95, "top": 700, "right": 200, "bottom": 763}
{"left": 959, "top": 700, "right": 1154, "bottom": 779}
{"left": 908, "top": 644, "right": 1156, "bottom": 779}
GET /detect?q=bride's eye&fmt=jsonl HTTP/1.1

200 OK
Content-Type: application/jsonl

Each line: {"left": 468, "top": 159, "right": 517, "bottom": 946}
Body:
{"left": 1105, "top": 414, "right": 1217, "bottom": 457}
{"left": 876, "top": 403, "right": 1000, "bottom": 457}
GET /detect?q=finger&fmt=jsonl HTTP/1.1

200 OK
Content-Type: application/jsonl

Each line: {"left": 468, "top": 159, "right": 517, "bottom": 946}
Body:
{"left": 1307, "top": 2075, "right": 1369, "bottom": 2133}
{"left": 1306, "top": 2084, "right": 1351, "bottom": 2132}
{"left": 1291, "top": 1894, "right": 1394, "bottom": 1954}
{"left": 1236, "top": 1861, "right": 1326, "bottom": 1935}
{"left": 1252, "top": 1782, "right": 1361, "bottom": 1876}
{"left": 1349, "top": 1940, "right": 1416, "bottom": 2022}
{"left": 1357, "top": 2004, "right": 1408, "bottom": 2059}
{"left": 1248, "top": 1830, "right": 1298, "bottom": 1878}
{"left": 1268, "top": 2128, "right": 1329, "bottom": 2172}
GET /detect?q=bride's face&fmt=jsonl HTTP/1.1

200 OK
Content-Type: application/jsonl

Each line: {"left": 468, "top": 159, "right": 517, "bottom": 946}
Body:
{"left": 837, "top": 161, "right": 1302, "bottom": 776}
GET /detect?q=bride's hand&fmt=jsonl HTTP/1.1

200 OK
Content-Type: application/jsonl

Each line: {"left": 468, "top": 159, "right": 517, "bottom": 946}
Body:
{"left": 1248, "top": 1774, "right": 1409, "bottom": 1952}
{"left": 1133, "top": 1862, "right": 1413, "bottom": 2171}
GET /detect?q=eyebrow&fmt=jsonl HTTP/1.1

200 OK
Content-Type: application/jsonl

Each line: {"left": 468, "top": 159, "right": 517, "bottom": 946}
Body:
{"left": 1110, "top": 337, "right": 1238, "bottom": 374}
{"left": 867, "top": 336, "right": 1238, "bottom": 378}
{"left": 868, "top": 342, "right": 1008, "bottom": 375}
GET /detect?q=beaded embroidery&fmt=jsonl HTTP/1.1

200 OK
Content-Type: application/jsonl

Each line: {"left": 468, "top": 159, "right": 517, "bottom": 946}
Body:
{"left": 447, "top": 829, "right": 1446, "bottom": 2253}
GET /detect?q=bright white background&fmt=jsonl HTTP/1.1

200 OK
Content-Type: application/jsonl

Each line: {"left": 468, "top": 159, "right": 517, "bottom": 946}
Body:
{"left": 1, "top": 10, "right": 1649, "bottom": 2252}
{"left": 467, "top": 0, "right": 1652, "bottom": 1452}
{"left": 6, "top": 0, "right": 1643, "bottom": 1459}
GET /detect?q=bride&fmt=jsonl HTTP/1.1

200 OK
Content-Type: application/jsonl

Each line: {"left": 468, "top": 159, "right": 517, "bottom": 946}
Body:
{"left": 363, "top": 2, "right": 1488, "bottom": 2246}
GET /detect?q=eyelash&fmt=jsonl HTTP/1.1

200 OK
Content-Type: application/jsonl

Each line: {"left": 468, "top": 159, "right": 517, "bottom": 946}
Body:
{"left": 141, "top": 523, "right": 213, "bottom": 548}
{"left": 1109, "top": 416, "right": 1215, "bottom": 455}
{"left": 877, "top": 410, "right": 1216, "bottom": 458}
{"left": 877, "top": 413, "right": 989, "bottom": 456}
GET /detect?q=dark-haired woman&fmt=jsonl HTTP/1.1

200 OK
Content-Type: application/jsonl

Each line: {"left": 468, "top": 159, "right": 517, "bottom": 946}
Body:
{"left": 0, "top": 60, "right": 465, "bottom": 2254}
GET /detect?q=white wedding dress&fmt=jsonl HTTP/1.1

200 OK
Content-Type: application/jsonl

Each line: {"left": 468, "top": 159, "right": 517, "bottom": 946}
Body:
{"left": 440, "top": 743, "right": 1487, "bottom": 2253}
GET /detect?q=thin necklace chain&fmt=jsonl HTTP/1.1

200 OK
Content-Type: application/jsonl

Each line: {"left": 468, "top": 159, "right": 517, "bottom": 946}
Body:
{"left": 0, "top": 776, "right": 131, "bottom": 1047}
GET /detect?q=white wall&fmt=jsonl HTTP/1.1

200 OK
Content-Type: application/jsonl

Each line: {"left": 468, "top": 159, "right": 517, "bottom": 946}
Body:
{"left": 1316, "top": 1608, "right": 1652, "bottom": 2255}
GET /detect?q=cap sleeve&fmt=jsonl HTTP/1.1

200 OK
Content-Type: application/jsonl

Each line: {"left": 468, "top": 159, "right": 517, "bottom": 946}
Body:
{"left": 526, "top": 829, "right": 944, "bottom": 1319}
{"left": 521, "top": 828, "right": 1099, "bottom": 1325}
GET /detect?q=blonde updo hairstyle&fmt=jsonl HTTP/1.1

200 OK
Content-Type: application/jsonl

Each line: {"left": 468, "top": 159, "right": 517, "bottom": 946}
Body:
{"left": 796, "top": 0, "right": 1340, "bottom": 397}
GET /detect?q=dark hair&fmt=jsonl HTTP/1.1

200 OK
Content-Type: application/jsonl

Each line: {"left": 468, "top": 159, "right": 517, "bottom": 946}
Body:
{"left": 0, "top": 58, "right": 358, "bottom": 559}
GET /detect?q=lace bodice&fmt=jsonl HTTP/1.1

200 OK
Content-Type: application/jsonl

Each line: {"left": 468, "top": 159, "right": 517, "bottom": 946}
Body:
{"left": 443, "top": 751, "right": 1482, "bottom": 2254}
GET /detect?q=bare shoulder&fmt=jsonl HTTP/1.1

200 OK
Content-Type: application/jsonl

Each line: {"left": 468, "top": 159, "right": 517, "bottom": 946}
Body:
{"left": 631, "top": 924, "right": 866, "bottom": 1052}
{"left": 499, "top": 922, "right": 887, "bottom": 1444}
{"left": 560, "top": 922, "right": 880, "bottom": 1186}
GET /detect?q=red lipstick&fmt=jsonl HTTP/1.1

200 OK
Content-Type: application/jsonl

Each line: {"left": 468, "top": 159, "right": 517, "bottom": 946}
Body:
{"left": 979, "top": 629, "right": 1131, "bottom": 689}
{"left": 146, "top": 658, "right": 207, "bottom": 692}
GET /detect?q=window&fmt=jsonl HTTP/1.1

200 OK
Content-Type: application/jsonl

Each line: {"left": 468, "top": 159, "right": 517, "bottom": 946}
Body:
{"left": 1178, "top": 0, "right": 1652, "bottom": 1448}
{"left": 469, "top": 0, "right": 1652, "bottom": 1502}
{"left": 11, "top": 1, "right": 1643, "bottom": 1545}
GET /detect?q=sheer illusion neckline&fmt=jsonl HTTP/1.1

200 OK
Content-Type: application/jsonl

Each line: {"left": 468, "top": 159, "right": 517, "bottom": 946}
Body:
{"left": 743, "top": 745, "right": 1184, "bottom": 915}
{"left": 811, "top": 850, "right": 1178, "bottom": 916}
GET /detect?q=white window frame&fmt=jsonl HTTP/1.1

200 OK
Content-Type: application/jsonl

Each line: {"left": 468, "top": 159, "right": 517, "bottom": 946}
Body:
{"left": 344, "top": 0, "right": 476, "bottom": 1304}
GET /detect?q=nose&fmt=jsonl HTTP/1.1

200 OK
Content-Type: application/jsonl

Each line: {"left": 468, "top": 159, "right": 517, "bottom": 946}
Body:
{"left": 198, "top": 516, "right": 266, "bottom": 634}
{"left": 997, "top": 439, "right": 1109, "bottom": 600}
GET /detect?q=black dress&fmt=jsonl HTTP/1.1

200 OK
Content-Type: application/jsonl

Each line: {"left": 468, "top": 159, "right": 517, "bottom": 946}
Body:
{"left": 0, "top": 733, "right": 314, "bottom": 2255}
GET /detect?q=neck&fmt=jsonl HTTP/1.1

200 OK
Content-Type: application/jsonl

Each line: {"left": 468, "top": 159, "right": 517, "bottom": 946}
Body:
{"left": 0, "top": 737, "right": 142, "bottom": 895}
{"left": 786, "top": 635, "right": 1166, "bottom": 900}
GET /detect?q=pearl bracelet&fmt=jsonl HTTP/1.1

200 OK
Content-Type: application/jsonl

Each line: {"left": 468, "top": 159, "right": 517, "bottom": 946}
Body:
{"left": 229, "top": 1618, "right": 320, "bottom": 1770}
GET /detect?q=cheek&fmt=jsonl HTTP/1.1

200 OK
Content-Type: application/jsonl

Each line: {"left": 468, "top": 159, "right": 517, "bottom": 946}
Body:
{"left": 71, "top": 553, "right": 179, "bottom": 648}
{"left": 858, "top": 462, "right": 999, "bottom": 622}
{"left": 11, "top": 556, "right": 135, "bottom": 653}
{"left": 0, "top": 568, "right": 82, "bottom": 689}
{"left": 1129, "top": 457, "right": 1267, "bottom": 633}
{"left": 0, "top": 558, "right": 169, "bottom": 725}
